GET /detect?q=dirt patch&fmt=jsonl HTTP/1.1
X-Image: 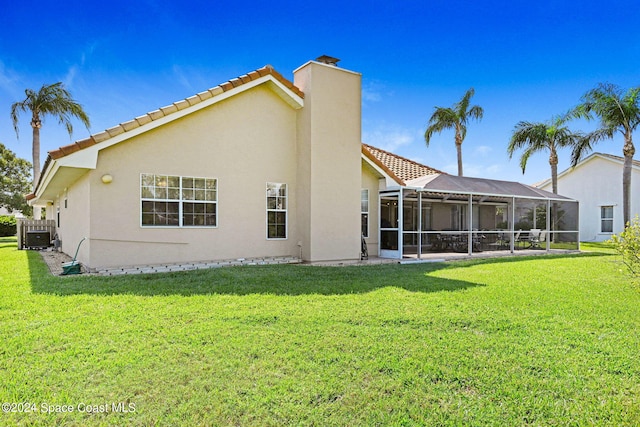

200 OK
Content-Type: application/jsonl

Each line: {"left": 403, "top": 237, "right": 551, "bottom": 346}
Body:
{"left": 39, "top": 249, "right": 79, "bottom": 276}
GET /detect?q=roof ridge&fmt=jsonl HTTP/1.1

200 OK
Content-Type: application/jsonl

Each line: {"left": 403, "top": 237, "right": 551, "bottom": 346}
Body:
{"left": 595, "top": 152, "right": 640, "bottom": 166}
{"left": 47, "top": 65, "right": 303, "bottom": 161}
{"left": 31, "top": 65, "right": 304, "bottom": 194}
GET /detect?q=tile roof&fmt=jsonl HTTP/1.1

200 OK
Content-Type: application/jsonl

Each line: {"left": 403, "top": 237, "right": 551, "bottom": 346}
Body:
{"left": 31, "top": 65, "right": 303, "bottom": 196}
{"left": 47, "top": 65, "right": 303, "bottom": 162}
{"left": 362, "top": 143, "right": 444, "bottom": 184}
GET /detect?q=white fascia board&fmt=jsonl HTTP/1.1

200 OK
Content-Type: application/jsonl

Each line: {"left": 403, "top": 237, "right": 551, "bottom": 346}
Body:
{"left": 36, "top": 161, "right": 59, "bottom": 196}
{"left": 414, "top": 186, "right": 577, "bottom": 202}
{"left": 406, "top": 174, "right": 440, "bottom": 188}
{"left": 361, "top": 154, "right": 402, "bottom": 187}
{"left": 293, "top": 60, "right": 362, "bottom": 77}
{"left": 30, "top": 160, "right": 62, "bottom": 205}
{"left": 552, "top": 152, "right": 624, "bottom": 184}
{"left": 51, "top": 74, "right": 304, "bottom": 172}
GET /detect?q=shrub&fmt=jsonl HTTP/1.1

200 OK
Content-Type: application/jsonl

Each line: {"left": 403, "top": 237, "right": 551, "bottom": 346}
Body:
{"left": 609, "top": 215, "right": 640, "bottom": 278}
{"left": 0, "top": 215, "right": 17, "bottom": 237}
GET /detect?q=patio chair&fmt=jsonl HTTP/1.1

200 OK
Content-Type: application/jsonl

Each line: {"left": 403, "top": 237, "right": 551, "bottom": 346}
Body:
{"left": 527, "top": 229, "right": 541, "bottom": 249}
{"left": 510, "top": 230, "right": 524, "bottom": 249}
{"left": 491, "top": 231, "right": 509, "bottom": 250}
{"left": 530, "top": 230, "right": 546, "bottom": 249}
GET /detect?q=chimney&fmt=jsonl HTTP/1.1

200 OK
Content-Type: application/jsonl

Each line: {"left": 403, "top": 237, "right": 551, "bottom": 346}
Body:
{"left": 315, "top": 55, "right": 340, "bottom": 67}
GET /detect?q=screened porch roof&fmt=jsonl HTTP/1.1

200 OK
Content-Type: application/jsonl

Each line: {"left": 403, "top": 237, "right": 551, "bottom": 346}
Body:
{"left": 406, "top": 174, "right": 574, "bottom": 201}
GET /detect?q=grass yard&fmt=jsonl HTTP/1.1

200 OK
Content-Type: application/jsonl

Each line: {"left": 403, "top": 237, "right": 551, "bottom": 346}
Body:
{"left": 1, "top": 237, "right": 639, "bottom": 426}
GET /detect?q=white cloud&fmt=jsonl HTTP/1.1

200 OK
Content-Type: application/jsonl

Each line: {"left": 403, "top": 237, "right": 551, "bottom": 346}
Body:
{"left": 362, "top": 87, "right": 381, "bottom": 103}
{"left": 172, "top": 65, "right": 195, "bottom": 93}
{"left": 63, "top": 44, "right": 96, "bottom": 88}
{"left": 0, "top": 61, "right": 21, "bottom": 98}
{"left": 361, "top": 79, "right": 392, "bottom": 105}
{"left": 474, "top": 145, "right": 492, "bottom": 156}
{"left": 461, "top": 162, "right": 506, "bottom": 180}
{"left": 63, "top": 65, "right": 78, "bottom": 87}
{"left": 362, "top": 123, "right": 421, "bottom": 153}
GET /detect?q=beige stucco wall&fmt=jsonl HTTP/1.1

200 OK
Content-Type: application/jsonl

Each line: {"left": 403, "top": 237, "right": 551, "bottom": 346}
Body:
{"left": 50, "top": 173, "right": 92, "bottom": 266}
{"left": 361, "top": 161, "right": 381, "bottom": 255}
{"left": 81, "top": 84, "right": 299, "bottom": 268}
{"left": 36, "top": 61, "right": 368, "bottom": 269}
{"left": 294, "top": 61, "right": 362, "bottom": 261}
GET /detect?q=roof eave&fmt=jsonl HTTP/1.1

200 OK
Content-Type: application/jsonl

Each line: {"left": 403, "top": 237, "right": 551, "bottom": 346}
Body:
{"left": 361, "top": 145, "right": 405, "bottom": 185}
{"left": 32, "top": 72, "right": 304, "bottom": 198}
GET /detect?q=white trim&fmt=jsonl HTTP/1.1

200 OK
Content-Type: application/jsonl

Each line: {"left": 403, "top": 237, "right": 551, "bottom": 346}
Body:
{"left": 361, "top": 188, "right": 369, "bottom": 238}
{"left": 266, "top": 182, "right": 288, "bottom": 240}
{"left": 139, "top": 173, "right": 218, "bottom": 228}
{"left": 31, "top": 75, "right": 303, "bottom": 204}
{"left": 59, "top": 76, "right": 303, "bottom": 171}
{"left": 407, "top": 186, "right": 576, "bottom": 203}
{"left": 361, "top": 153, "right": 401, "bottom": 186}
{"left": 536, "top": 152, "right": 640, "bottom": 189}
{"left": 293, "top": 60, "right": 362, "bottom": 77}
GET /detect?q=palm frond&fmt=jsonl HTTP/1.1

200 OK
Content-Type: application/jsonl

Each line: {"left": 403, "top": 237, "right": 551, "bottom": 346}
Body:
{"left": 468, "top": 104, "right": 484, "bottom": 121}
{"left": 455, "top": 88, "right": 475, "bottom": 116}
{"left": 424, "top": 107, "right": 457, "bottom": 145}
{"left": 570, "top": 133, "right": 595, "bottom": 166}
{"left": 508, "top": 121, "right": 548, "bottom": 157}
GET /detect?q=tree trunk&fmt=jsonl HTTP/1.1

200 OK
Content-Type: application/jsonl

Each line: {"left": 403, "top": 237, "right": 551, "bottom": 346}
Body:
{"left": 549, "top": 149, "right": 558, "bottom": 194}
{"left": 31, "top": 116, "right": 42, "bottom": 188}
{"left": 455, "top": 130, "right": 463, "bottom": 176}
{"left": 622, "top": 132, "right": 635, "bottom": 225}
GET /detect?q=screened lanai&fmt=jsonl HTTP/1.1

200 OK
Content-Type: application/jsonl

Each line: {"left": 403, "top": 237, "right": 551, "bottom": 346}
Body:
{"left": 378, "top": 174, "right": 579, "bottom": 259}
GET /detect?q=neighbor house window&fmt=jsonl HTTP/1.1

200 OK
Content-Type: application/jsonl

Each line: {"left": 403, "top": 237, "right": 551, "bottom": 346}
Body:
{"left": 361, "top": 189, "right": 369, "bottom": 238}
{"left": 601, "top": 206, "right": 613, "bottom": 233}
{"left": 141, "top": 174, "right": 217, "bottom": 227}
{"left": 267, "top": 183, "right": 287, "bottom": 239}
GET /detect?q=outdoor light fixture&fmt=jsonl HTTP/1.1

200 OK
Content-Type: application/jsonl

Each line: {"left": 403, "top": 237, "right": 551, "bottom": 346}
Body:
{"left": 101, "top": 174, "right": 113, "bottom": 184}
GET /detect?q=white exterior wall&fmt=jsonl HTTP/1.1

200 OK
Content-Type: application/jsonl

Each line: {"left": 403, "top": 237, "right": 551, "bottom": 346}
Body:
{"left": 539, "top": 155, "right": 640, "bottom": 241}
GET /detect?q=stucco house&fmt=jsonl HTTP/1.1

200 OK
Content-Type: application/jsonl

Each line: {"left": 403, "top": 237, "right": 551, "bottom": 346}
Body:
{"left": 536, "top": 152, "right": 640, "bottom": 242}
{"left": 28, "top": 56, "right": 579, "bottom": 270}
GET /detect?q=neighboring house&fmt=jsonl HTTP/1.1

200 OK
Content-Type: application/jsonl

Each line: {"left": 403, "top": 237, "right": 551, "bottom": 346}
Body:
{"left": 536, "top": 152, "right": 640, "bottom": 242}
{"left": 28, "top": 56, "right": 579, "bottom": 270}
{"left": 0, "top": 207, "right": 25, "bottom": 218}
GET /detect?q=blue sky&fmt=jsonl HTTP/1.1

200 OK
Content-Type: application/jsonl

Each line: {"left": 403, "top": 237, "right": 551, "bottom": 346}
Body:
{"left": 1, "top": 0, "right": 639, "bottom": 185}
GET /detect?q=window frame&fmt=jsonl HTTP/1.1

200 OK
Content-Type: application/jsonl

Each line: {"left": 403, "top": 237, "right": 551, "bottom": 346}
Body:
{"left": 361, "top": 188, "right": 369, "bottom": 238}
{"left": 140, "top": 173, "right": 218, "bottom": 228}
{"left": 600, "top": 205, "right": 614, "bottom": 233}
{"left": 266, "top": 182, "right": 287, "bottom": 240}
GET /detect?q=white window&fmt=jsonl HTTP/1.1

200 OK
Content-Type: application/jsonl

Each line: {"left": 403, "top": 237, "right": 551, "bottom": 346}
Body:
{"left": 361, "top": 189, "right": 369, "bottom": 238}
{"left": 141, "top": 174, "right": 217, "bottom": 227}
{"left": 601, "top": 206, "right": 613, "bottom": 233}
{"left": 267, "top": 183, "right": 287, "bottom": 239}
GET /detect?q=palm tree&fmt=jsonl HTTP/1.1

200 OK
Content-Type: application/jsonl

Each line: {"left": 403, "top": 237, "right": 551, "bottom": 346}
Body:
{"left": 572, "top": 83, "right": 640, "bottom": 225}
{"left": 508, "top": 114, "right": 583, "bottom": 194}
{"left": 424, "top": 88, "right": 484, "bottom": 176}
{"left": 11, "top": 82, "right": 90, "bottom": 186}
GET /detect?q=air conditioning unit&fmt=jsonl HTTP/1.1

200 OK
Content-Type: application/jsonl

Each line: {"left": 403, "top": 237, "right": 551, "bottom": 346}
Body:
{"left": 26, "top": 231, "right": 51, "bottom": 249}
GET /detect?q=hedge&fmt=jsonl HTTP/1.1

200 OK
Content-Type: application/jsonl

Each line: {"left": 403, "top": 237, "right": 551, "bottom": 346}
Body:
{"left": 0, "top": 215, "right": 17, "bottom": 237}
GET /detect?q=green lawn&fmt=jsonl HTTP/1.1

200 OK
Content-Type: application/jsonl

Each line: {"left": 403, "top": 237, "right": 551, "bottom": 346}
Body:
{"left": 1, "top": 237, "right": 638, "bottom": 426}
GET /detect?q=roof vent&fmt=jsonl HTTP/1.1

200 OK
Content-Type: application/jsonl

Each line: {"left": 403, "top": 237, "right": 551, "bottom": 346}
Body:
{"left": 315, "top": 55, "right": 340, "bottom": 66}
